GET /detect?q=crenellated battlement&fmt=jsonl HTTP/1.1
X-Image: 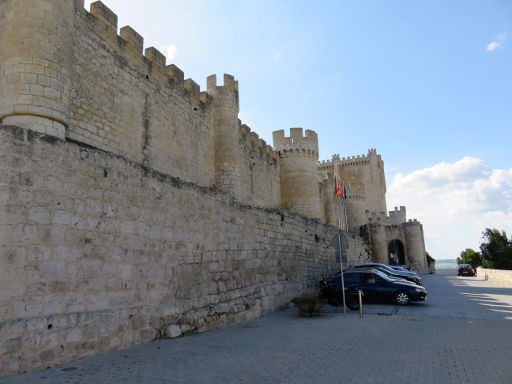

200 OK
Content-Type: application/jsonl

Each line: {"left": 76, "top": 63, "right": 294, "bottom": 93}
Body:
{"left": 339, "top": 148, "right": 382, "bottom": 167}
{"left": 206, "top": 73, "right": 239, "bottom": 114}
{"left": 273, "top": 127, "right": 318, "bottom": 146}
{"left": 207, "top": 73, "right": 239, "bottom": 93}
{"left": 366, "top": 211, "right": 388, "bottom": 223}
{"left": 389, "top": 206, "right": 407, "bottom": 224}
{"left": 346, "top": 192, "right": 365, "bottom": 201}
{"left": 240, "top": 124, "right": 278, "bottom": 161}
{"left": 318, "top": 153, "right": 343, "bottom": 169}
{"left": 81, "top": 1, "right": 214, "bottom": 108}
{"left": 273, "top": 128, "right": 319, "bottom": 157}
{"left": 318, "top": 160, "right": 335, "bottom": 170}
{"left": 364, "top": 206, "right": 413, "bottom": 226}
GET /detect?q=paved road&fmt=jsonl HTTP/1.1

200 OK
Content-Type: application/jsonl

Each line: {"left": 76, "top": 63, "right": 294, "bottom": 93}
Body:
{"left": 396, "top": 271, "right": 512, "bottom": 320}
{"left": 2, "top": 272, "right": 512, "bottom": 384}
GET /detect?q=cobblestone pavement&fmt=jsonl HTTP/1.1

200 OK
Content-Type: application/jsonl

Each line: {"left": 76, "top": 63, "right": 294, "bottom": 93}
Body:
{"left": 2, "top": 273, "right": 512, "bottom": 384}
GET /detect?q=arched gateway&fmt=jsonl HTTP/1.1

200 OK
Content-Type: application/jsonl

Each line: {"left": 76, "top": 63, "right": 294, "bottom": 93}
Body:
{"left": 388, "top": 239, "right": 405, "bottom": 265}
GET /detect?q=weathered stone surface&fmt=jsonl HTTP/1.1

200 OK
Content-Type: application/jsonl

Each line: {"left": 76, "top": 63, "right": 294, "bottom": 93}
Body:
{"left": 0, "top": 125, "right": 369, "bottom": 377}
{"left": 165, "top": 325, "right": 182, "bottom": 339}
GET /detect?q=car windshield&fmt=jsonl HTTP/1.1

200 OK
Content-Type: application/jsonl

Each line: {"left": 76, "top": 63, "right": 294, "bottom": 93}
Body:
{"left": 378, "top": 264, "right": 396, "bottom": 273}
{"left": 375, "top": 266, "right": 399, "bottom": 276}
{"left": 373, "top": 270, "right": 393, "bottom": 282}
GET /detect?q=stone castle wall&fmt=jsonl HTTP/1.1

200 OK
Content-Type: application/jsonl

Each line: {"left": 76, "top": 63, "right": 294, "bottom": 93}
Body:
{"left": 239, "top": 124, "right": 280, "bottom": 208}
{"left": 69, "top": 5, "right": 216, "bottom": 186}
{"left": 0, "top": 125, "right": 370, "bottom": 377}
{"left": 0, "top": 0, "right": 427, "bottom": 377}
{"left": 0, "top": 0, "right": 280, "bottom": 209}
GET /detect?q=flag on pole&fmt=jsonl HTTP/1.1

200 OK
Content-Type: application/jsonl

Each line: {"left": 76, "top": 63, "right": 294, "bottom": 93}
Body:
{"left": 343, "top": 182, "right": 347, "bottom": 200}
{"left": 334, "top": 176, "right": 343, "bottom": 199}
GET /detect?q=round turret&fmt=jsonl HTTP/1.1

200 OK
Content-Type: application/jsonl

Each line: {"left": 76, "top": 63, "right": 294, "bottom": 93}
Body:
{"left": 367, "top": 224, "right": 388, "bottom": 264}
{"left": 366, "top": 148, "right": 387, "bottom": 214}
{"left": 0, "top": 0, "right": 80, "bottom": 139}
{"left": 273, "top": 128, "right": 322, "bottom": 219}
{"left": 207, "top": 74, "right": 241, "bottom": 199}
{"left": 403, "top": 220, "right": 428, "bottom": 273}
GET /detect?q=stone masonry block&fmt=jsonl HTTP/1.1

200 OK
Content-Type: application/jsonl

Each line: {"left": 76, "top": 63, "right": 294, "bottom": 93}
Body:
{"left": 0, "top": 247, "right": 26, "bottom": 264}
{"left": 165, "top": 325, "right": 182, "bottom": 338}
{"left": 145, "top": 47, "right": 166, "bottom": 68}
{"left": 120, "top": 26, "right": 143, "bottom": 53}
{"left": 90, "top": 1, "right": 118, "bottom": 30}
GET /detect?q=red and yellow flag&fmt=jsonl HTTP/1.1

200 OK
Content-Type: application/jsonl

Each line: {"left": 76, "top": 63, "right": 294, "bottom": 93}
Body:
{"left": 335, "top": 176, "right": 343, "bottom": 198}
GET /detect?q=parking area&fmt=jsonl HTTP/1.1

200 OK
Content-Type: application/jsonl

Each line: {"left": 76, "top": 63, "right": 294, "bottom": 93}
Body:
{"left": 310, "top": 271, "right": 512, "bottom": 320}
{"left": 2, "top": 272, "right": 512, "bottom": 384}
{"left": 392, "top": 271, "right": 512, "bottom": 320}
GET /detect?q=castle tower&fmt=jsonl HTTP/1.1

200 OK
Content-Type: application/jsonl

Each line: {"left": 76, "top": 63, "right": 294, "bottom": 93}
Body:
{"left": 273, "top": 128, "right": 322, "bottom": 219}
{"left": 207, "top": 74, "right": 241, "bottom": 199}
{"left": 338, "top": 148, "right": 387, "bottom": 230}
{"left": 0, "top": 0, "right": 81, "bottom": 139}
{"left": 367, "top": 224, "right": 389, "bottom": 264}
{"left": 403, "top": 220, "right": 428, "bottom": 273}
{"left": 317, "top": 155, "right": 343, "bottom": 227}
{"left": 389, "top": 206, "right": 407, "bottom": 225}
{"left": 365, "top": 148, "right": 387, "bottom": 214}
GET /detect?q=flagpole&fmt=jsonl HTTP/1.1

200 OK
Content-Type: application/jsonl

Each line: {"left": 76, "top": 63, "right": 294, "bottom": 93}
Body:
{"left": 343, "top": 198, "right": 348, "bottom": 231}
{"left": 334, "top": 175, "right": 347, "bottom": 317}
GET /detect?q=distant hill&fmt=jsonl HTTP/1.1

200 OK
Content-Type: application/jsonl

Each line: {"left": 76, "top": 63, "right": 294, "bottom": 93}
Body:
{"left": 434, "top": 259, "right": 458, "bottom": 269}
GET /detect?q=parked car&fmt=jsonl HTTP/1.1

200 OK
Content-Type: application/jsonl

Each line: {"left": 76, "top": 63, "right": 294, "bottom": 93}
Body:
{"left": 325, "top": 269, "right": 427, "bottom": 305}
{"left": 348, "top": 266, "right": 413, "bottom": 285}
{"left": 319, "top": 279, "right": 360, "bottom": 310}
{"left": 350, "top": 263, "right": 422, "bottom": 286}
{"left": 457, "top": 264, "right": 475, "bottom": 276}
{"left": 390, "top": 265, "right": 415, "bottom": 273}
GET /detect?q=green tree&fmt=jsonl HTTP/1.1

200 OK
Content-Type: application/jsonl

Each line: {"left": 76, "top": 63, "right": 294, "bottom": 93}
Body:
{"left": 479, "top": 228, "right": 512, "bottom": 270}
{"left": 426, "top": 252, "right": 435, "bottom": 268}
{"left": 457, "top": 248, "right": 482, "bottom": 268}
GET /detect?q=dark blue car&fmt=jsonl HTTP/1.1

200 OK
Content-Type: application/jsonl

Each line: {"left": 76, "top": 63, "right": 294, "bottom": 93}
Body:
{"left": 327, "top": 269, "right": 427, "bottom": 305}
{"left": 350, "top": 263, "right": 422, "bottom": 286}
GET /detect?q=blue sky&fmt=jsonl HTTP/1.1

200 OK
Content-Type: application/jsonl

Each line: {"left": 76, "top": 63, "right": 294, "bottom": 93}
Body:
{"left": 86, "top": 0, "right": 511, "bottom": 260}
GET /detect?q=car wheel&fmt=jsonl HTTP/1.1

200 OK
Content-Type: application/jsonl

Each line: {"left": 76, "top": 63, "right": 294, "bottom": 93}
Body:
{"left": 346, "top": 296, "right": 360, "bottom": 311}
{"left": 395, "top": 291, "right": 410, "bottom": 305}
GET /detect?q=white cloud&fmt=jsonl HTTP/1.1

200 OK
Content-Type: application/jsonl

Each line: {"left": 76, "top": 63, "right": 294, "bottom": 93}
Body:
{"left": 159, "top": 43, "right": 178, "bottom": 60}
{"left": 487, "top": 42, "right": 502, "bottom": 51}
{"left": 387, "top": 157, "right": 512, "bottom": 260}
{"left": 486, "top": 34, "right": 506, "bottom": 52}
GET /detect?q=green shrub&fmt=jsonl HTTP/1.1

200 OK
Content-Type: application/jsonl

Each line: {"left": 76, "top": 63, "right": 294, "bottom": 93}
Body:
{"left": 292, "top": 292, "right": 323, "bottom": 317}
